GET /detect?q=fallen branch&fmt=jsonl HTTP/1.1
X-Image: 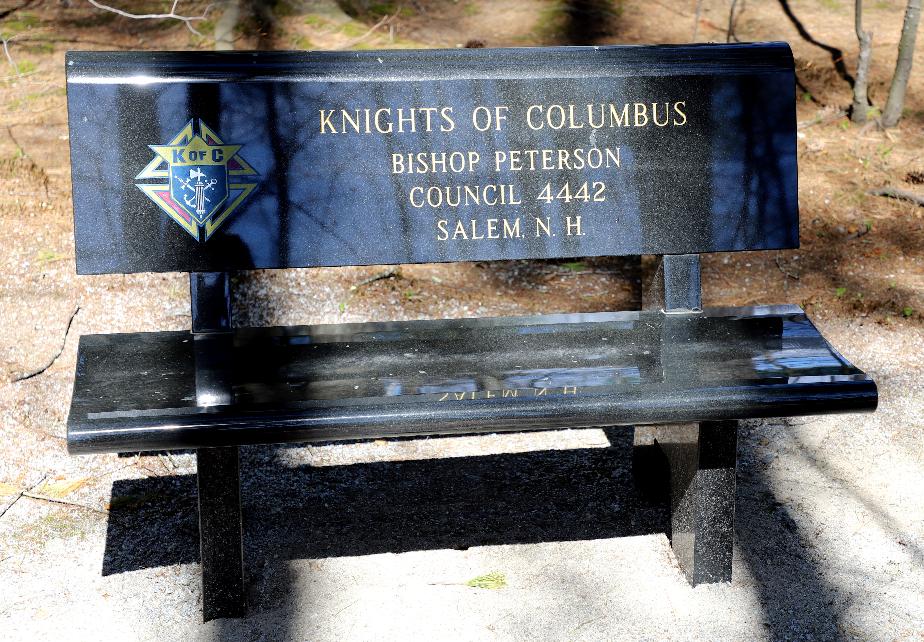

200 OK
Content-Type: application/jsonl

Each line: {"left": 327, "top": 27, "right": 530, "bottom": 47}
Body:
{"left": 0, "top": 475, "right": 47, "bottom": 522}
{"left": 0, "top": 490, "right": 25, "bottom": 521}
{"left": 650, "top": 0, "right": 693, "bottom": 18}
{"left": 0, "top": 0, "right": 37, "bottom": 21}
{"left": 86, "top": 0, "right": 212, "bottom": 36}
{"left": 13, "top": 306, "right": 79, "bottom": 383}
{"left": 546, "top": 269, "right": 628, "bottom": 279}
{"left": 21, "top": 491, "right": 109, "bottom": 515}
{"left": 86, "top": 457, "right": 141, "bottom": 482}
{"left": 349, "top": 268, "right": 401, "bottom": 291}
{"left": 798, "top": 108, "right": 847, "bottom": 129}
{"left": 775, "top": 253, "right": 800, "bottom": 280}
{"left": 159, "top": 452, "right": 180, "bottom": 471}
{"left": 0, "top": 69, "right": 41, "bottom": 82}
{"left": 5, "top": 125, "right": 50, "bottom": 196}
{"left": 11, "top": 35, "right": 137, "bottom": 50}
{"left": 868, "top": 186, "right": 924, "bottom": 207}
{"left": 337, "top": 12, "right": 397, "bottom": 50}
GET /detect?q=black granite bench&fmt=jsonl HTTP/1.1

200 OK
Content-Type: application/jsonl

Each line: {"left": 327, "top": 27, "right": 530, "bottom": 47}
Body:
{"left": 64, "top": 43, "right": 877, "bottom": 620}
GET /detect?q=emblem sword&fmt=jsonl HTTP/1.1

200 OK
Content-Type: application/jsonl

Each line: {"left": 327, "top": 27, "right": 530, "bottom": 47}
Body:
{"left": 178, "top": 168, "right": 218, "bottom": 218}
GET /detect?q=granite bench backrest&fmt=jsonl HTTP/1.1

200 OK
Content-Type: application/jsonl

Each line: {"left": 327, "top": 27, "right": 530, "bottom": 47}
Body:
{"left": 65, "top": 43, "right": 798, "bottom": 278}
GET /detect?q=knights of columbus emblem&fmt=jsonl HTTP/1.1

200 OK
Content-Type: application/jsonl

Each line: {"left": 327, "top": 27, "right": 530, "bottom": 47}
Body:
{"left": 135, "top": 119, "right": 259, "bottom": 241}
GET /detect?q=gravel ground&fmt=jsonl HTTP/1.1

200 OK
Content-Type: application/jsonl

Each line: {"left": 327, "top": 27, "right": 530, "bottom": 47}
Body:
{"left": 1, "top": 260, "right": 922, "bottom": 640}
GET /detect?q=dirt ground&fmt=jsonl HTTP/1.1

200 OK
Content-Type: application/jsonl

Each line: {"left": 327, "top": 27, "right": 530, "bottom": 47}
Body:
{"left": 0, "top": 1, "right": 922, "bottom": 640}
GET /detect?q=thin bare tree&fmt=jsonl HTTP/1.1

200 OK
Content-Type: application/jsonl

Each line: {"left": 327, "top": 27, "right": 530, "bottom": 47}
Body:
{"left": 214, "top": 0, "right": 241, "bottom": 50}
{"left": 851, "top": 0, "right": 873, "bottom": 123}
{"left": 882, "top": 0, "right": 921, "bottom": 127}
{"left": 692, "top": 0, "right": 704, "bottom": 41}
{"left": 727, "top": 0, "right": 742, "bottom": 43}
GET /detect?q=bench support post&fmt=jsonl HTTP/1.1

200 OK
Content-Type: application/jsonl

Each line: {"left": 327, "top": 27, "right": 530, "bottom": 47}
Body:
{"left": 644, "top": 254, "right": 702, "bottom": 312}
{"left": 644, "top": 421, "right": 738, "bottom": 584}
{"left": 190, "top": 271, "right": 231, "bottom": 333}
{"left": 190, "top": 272, "right": 244, "bottom": 620}
{"left": 640, "top": 256, "right": 737, "bottom": 582}
{"left": 197, "top": 446, "right": 246, "bottom": 620}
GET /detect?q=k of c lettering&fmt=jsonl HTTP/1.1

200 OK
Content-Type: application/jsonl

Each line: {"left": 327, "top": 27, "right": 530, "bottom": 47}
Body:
{"left": 171, "top": 149, "right": 226, "bottom": 163}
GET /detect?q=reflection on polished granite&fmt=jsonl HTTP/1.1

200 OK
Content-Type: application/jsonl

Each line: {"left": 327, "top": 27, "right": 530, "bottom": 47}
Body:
{"left": 66, "top": 44, "right": 798, "bottom": 273}
{"left": 68, "top": 305, "right": 876, "bottom": 453}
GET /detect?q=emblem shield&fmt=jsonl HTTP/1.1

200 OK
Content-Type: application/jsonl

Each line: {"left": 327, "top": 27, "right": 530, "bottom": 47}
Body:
{"left": 170, "top": 163, "right": 229, "bottom": 224}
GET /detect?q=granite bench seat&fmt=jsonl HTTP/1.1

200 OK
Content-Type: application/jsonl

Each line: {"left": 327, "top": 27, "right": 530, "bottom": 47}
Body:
{"left": 68, "top": 305, "right": 876, "bottom": 454}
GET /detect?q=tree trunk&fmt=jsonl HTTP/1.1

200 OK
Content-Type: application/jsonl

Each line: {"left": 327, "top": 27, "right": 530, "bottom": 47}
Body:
{"left": 851, "top": 0, "right": 873, "bottom": 123}
{"left": 692, "top": 0, "right": 703, "bottom": 41}
{"left": 214, "top": 0, "right": 241, "bottom": 51}
{"left": 727, "top": 0, "right": 741, "bottom": 43}
{"left": 882, "top": 0, "right": 922, "bottom": 127}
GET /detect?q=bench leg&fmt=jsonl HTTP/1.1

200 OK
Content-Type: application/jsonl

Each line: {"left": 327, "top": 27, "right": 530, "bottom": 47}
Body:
{"left": 197, "top": 446, "right": 246, "bottom": 620}
{"left": 644, "top": 421, "right": 738, "bottom": 585}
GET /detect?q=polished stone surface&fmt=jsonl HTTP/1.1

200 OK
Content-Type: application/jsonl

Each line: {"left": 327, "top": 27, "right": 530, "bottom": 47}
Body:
{"left": 67, "top": 305, "right": 877, "bottom": 454}
{"left": 196, "top": 446, "right": 246, "bottom": 621}
{"left": 66, "top": 43, "right": 798, "bottom": 274}
{"left": 190, "top": 272, "right": 231, "bottom": 333}
{"left": 649, "top": 421, "right": 738, "bottom": 585}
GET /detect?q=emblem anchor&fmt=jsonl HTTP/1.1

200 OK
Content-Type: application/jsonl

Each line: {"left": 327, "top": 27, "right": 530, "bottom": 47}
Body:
{"left": 177, "top": 168, "right": 219, "bottom": 218}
